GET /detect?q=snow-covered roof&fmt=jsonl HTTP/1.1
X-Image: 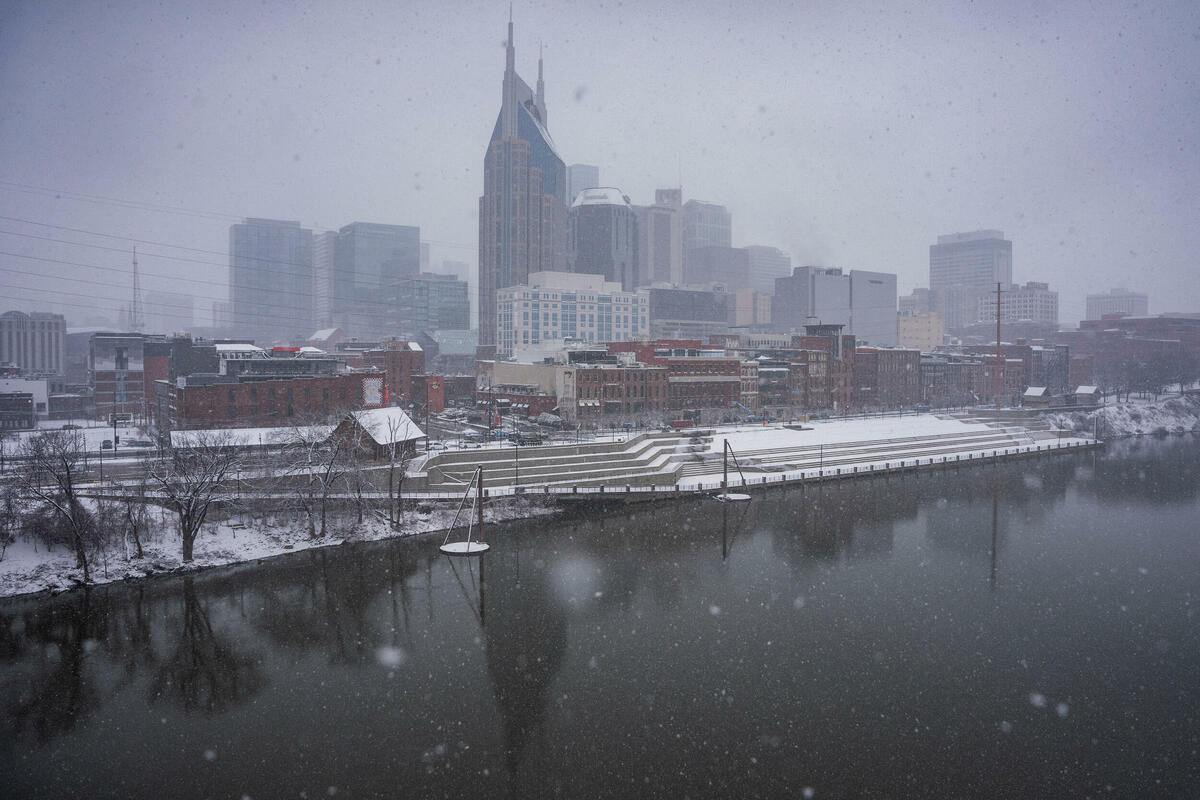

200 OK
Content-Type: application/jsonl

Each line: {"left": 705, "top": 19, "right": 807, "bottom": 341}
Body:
{"left": 1023, "top": 387, "right": 1049, "bottom": 397}
{"left": 215, "top": 343, "right": 265, "bottom": 355}
{"left": 299, "top": 346, "right": 326, "bottom": 355}
{"left": 571, "top": 187, "right": 632, "bottom": 208}
{"left": 170, "top": 424, "right": 332, "bottom": 449}
{"left": 350, "top": 407, "right": 425, "bottom": 445}
{"left": 1075, "top": 385, "right": 1100, "bottom": 394}
{"left": 310, "top": 328, "right": 339, "bottom": 340}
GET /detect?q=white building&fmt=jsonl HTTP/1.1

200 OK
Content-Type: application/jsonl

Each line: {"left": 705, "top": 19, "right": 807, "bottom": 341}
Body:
{"left": 0, "top": 311, "right": 66, "bottom": 375}
{"left": 977, "top": 281, "right": 1058, "bottom": 326}
{"left": 496, "top": 271, "right": 648, "bottom": 357}
{"left": 1085, "top": 287, "right": 1148, "bottom": 320}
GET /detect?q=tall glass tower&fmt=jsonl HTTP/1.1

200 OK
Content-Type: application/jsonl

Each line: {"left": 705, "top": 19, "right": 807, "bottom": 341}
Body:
{"left": 478, "top": 14, "right": 567, "bottom": 346}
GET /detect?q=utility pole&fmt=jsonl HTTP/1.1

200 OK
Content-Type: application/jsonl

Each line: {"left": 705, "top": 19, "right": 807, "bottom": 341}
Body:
{"left": 130, "top": 247, "right": 145, "bottom": 332}
{"left": 995, "top": 281, "right": 1003, "bottom": 407}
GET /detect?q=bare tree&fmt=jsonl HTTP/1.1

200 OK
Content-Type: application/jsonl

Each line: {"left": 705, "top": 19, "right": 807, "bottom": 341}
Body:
{"left": 18, "top": 430, "right": 93, "bottom": 582}
{"left": 382, "top": 413, "right": 417, "bottom": 528}
{"left": 279, "top": 421, "right": 345, "bottom": 539}
{"left": 149, "top": 431, "right": 242, "bottom": 563}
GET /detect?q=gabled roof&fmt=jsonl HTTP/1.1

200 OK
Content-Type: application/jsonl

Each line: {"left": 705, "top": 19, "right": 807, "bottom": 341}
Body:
{"left": 349, "top": 407, "right": 425, "bottom": 445}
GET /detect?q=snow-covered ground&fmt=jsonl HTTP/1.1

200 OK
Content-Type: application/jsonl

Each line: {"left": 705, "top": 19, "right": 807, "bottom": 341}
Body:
{"left": 0, "top": 498, "right": 559, "bottom": 599}
{"left": 1047, "top": 393, "right": 1200, "bottom": 438}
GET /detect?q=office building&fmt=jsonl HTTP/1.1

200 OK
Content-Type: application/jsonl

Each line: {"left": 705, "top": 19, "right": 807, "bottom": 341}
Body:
{"left": 683, "top": 246, "right": 750, "bottom": 290}
{"left": 682, "top": 200, "right": 732, "bottom": 251}
{"left": 331, "top": 222, "right": 420, "bottom": 338}
{"left": 0, "top": 310, "right": 66, "bottom": 375}
{"left": 928, "top": 230, "right": 1012, "bottom": 330}
{"left": 569, "top": 188, "right": 639, "bottom": 291}
{"left": 386, "top": 273, "right": 470, "bottom": 337}
{"left": 635, "top": 189, "right": 683, "bottom": 286}
{"left": 1085, "top": 288, "right": 1149, "bottom": 320}
{"left": 312, "top": 230, "right": 336, "bottom": 328}
{"left": 495, "top": 271, "right": 648, "bottom": 357}
{"left": 567, "top": 163, "right": 600, "bottom": 203}
{"left": 976, "top": 281, "right": 1058, "bottom": 327}
{"left": 733, "top": 288, "right": 772, "bottom": 327}
{"left": 478, "top": 16, "right": 568, "bottom": 346}
{"left": 772, "top": 267, "right": 898, "bottom": 345}
{"left": 745, "top": 245, "right": 791, "bottom": 294}
{"left": 229, "top": 218, "right": 313, "bottom": 342}
{"left": 898, "top": 311, "right": 944, "bottom": 352}
{"left": 648, "top": 286, "right": 730, "bottom": 341}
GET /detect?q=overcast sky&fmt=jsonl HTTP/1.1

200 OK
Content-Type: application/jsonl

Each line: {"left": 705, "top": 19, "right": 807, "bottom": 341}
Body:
{"left": 1, "top": 0, "right": 1197, "bottom": 327}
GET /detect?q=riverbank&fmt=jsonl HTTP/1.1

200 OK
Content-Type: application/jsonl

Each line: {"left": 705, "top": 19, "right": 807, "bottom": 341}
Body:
{"left": 3, "top": 398, "right": 1186, "bottom": 600}
{"left": 1047, "top": 392, "right": 1200, "bottom": 437}
{"left": 0, "top": 497, "right": 561, "bottom": 599}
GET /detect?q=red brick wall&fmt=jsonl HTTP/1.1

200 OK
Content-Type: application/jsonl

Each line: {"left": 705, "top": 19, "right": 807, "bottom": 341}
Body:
{"left": 171, "top": 374, "right": 372, "bottom": 429}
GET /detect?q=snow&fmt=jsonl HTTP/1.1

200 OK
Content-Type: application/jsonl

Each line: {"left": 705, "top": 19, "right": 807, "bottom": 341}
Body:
{"left": 0, "top": 496, "right": 560, "bottom": 599}
{"left": 170, "top": 425, "right": 332, "bottom": 449}
{"left": 351, "top": 407, "right": 425, "bottom": 444}
{"left": 1047, "top": 393, "right": 1200, "bottom": 437}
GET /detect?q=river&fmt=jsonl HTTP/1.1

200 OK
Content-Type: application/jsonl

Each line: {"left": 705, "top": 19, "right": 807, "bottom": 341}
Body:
{"left": 2, "top": 434, "right": 1198, "bottom": 798}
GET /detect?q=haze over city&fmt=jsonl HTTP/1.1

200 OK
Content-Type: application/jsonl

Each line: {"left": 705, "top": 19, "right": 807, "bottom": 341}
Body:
{"left": 2, "top": 0, "right": 1197, "bottom": 325}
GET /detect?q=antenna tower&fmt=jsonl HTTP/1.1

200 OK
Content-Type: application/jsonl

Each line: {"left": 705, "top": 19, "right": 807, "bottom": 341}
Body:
{"left": 130, "top": 246, "right": 145, "bottom": 331}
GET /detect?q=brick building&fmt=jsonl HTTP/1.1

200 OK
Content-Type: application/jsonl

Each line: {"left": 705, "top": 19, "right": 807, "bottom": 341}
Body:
{"left": 167, "top": 372, "right": 383, "bottom": 430}
{"left": 853, "top": 348, "right": 922, "bottom": 408}
{"left": 357, "top": 341, "right": 425, "bottom": 408}
{"left": 574, "top": 363, "right": 668, "bottom": 418}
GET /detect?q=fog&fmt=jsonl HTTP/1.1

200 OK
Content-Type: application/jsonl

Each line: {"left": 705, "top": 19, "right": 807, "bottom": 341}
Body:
{"left": 1, "top": 0, "right": 1197, "bottom": 325}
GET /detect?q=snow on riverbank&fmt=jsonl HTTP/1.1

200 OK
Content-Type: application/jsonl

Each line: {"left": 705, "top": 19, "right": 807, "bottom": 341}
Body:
{"left": 1047, "top": 393, "right": 1200, "bottom": 438}
{"left": 0, "top": 498, "right": 560, "bottom": 600}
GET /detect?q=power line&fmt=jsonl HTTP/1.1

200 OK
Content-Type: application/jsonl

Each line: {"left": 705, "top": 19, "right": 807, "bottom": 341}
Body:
{"left": 0, "top": 249, "right": 481, "bottom": 302}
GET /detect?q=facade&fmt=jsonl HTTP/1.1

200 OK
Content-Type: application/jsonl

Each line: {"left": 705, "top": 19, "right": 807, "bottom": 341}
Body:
{"left": 772, "top": 267, "right": 898, "bottom": 345}
{"left": 976, "top": 281, "right": 1058, "bottom": 327}
{"left": 1085, "top": 288, "right": 1148, "bottom": 320}
{"left": 357, "top": 341, "right": 426, "bottom": 408}
{"left": 647, "top": 286, "right": 730, "bottom": 341}
{"left": 312, "top": 230, "right": 337, "bottom": 329}
{"left": 664, "top": 354, "right": 741, "bottom": 412}
{"left": 478, "top": 17, "right": 568, "bottom": 346}
{"left": 330, "top": 222, "right": 421, "bottom": 338}
{"left": 574, "top": 362, "right": 668, "bottom": 419}
{"left": 569, "top": 188, "right": 639, "bottom": 291}
{"left": 168, "top": 373, "right": 381, "bottom": 430}
{"left": 852, "top": 348, "right": 922, "bottom": 408}
{"left": 0, "top": 311, "right": 66, "bottom": 375}
{"left": 90, "top": 332, "right": 146, "bottom": 420}
{"left": 229, "top": 218, "right": 314, "bottom": 342}
{"left": 386, "top": 273, "right": 470, "bottom": 338}
{"left": 898, "top": 311, "right": 943, "bottom": 352}
{"left": 928, "top": 230, "right": 1013, "bottom": 330}
{"left": 635, "top": 189, "right": 683, "bottom": 286}
{"left": 732, "top": 288, "right": 772, "bottom": 327}
{"left": 0, "top": 392, "right": 36, "bottom": 431}
{"left": 683, "top": 246, "right": 751, "bottom": 290}
{"left": 566, "top": 163, "right": 600, "bottom": 203}
{"left": 496, "top": 271, "right": 648, "bottom": 356}
{"left": 898, "top": 288, "right": 934, "bottom": 315}
{"left": 745, "top": 246, "right": 791, "bottom": 294}
{"left": 920, "top": 354, "right": 984, "bottom": 407}
{"left": 682, "top": 200, "right": 732, "bottom": 251}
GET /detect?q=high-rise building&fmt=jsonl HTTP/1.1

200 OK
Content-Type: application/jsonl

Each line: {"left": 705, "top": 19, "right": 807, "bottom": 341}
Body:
{"left": 977, "top": 281, "right": 1059, "bottom": 326}
{"left": 745, "top": 245, "right": 791, "bottom": 294}
{"left": 331, "top": 222, "right": 420, "bottom": 337}
{"left": 898, "top": 311, "right": 944, "bottom": 352}
{"left": 495, "top": 271, "right": 648, "bottom": 357}
{"left": 682, "top": 200, "right": 732, "bottom": 251}
{"left": 928, "top": 230, "right": 1012, "bottom": 330}
{"left": 478, "top": 16, "right": 568, "bottom": 346}
{"left": 772, "top": 266, "right": 898, "bottom": 345}
{"left": 683, "top": 246, "right": 751, "bottom": 290}
{"left": 569, "top": 188, "right": 639, "bottom": 291}
{"left": 567, "top": 164, "right": 600, "bottom": 204}
{"left": 312, "top": 230, "right": 336, "bottom": 328}
{"left": 229, "top": 218, "right": 313, "bottom": 342}
{"left": 732, "top": 288, "right": 772, "bottom": 327}
{"left": 635, "top": 188, "right": 683, "bottom": 286}
{"left": 0, "top": 311, "right": 66, "bottom": 375}
{"left": 648, "top": 286, "right": 731, "bottom": 341}
{"left": 1085, "top": 287, "right": 1148, "bottom": 320}
{"left": 386, "top": 273, "right": 470, "bottom": 337}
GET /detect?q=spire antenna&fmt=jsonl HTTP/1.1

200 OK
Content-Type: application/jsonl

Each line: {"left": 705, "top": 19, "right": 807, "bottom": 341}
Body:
{"left": 130, "top": 246, "right": 145, "bottom": 331}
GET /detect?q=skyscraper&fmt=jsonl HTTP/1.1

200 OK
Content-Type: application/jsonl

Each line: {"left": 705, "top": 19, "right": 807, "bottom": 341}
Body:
{"left": 331, "top": 222, "right": 420, "bottom": 337}
{"left": 478, "top": 15, "right": 568, "bottom": 346}
{"left": 229, "top": 218, "right": 313, "bottom": 342}
{"left": 745, "top": 245, "right": 791, "bottom": 294}
{"left": 567, "top": 164, "right": 600, "bottom": 203}
{"left": 928, "top": 230, "right": 1012, "bottom": 330}
{"left": 772, "top": 266, "right": 898, "bottom": 345}
{"left": 569, "top": 188, "right": 639, "bottom": 291}
{"left": 682, "top": 200, "right": 732, "bottom": 251}
{"left": 1085, "top": 287, "right": 1148, "bottom": 319}
{"left": 635, "top": 188, "right": 683, "bottom": 286}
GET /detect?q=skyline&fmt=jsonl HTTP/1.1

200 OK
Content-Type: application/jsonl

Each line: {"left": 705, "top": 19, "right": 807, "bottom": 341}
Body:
{"left": 1, "top": 0, "right": 1198, "bottom": 326}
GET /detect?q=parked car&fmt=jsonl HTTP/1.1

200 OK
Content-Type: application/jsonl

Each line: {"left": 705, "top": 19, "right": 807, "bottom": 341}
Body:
{"left": 101, "top": 440, "right": 113, "bottom": 450}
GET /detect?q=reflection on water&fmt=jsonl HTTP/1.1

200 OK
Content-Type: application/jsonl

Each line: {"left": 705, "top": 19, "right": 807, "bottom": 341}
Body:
{"left": 1, "top": 435, "right": 1198, "bottom": 798}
